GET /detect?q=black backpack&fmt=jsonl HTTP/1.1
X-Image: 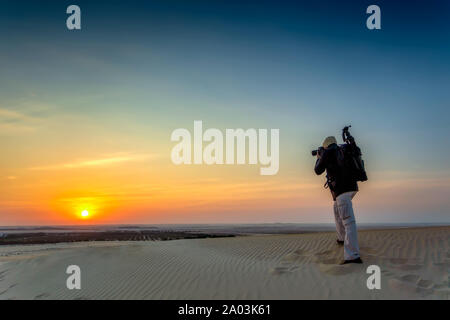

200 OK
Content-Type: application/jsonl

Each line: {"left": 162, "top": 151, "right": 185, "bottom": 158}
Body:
{"left": 337, "top": 143, "right": 368, "bottom": 182}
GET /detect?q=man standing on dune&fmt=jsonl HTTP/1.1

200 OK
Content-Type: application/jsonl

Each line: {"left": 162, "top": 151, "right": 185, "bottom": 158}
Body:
{"left": 314, "top": 132, "right": 366, "bottom": 265}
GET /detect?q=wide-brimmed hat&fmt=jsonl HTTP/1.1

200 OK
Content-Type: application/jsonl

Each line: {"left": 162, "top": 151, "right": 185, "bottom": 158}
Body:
{"left": 322, "top": 136, "right": 337, "bottom": 148}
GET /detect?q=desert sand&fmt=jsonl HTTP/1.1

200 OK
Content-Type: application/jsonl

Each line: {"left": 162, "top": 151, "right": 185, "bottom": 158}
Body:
{"left": 0, "top": 226, "right": 448, "bottom": 300}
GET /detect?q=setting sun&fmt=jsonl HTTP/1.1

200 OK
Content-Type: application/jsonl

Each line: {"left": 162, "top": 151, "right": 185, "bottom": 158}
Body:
{"left": 81, "top": 210, "right": 89, "bottom": 218}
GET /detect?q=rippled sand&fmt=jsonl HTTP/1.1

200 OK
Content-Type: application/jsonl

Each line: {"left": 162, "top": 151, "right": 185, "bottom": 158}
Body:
{"left": 0, "top": 226, "right": 448, "bottom": 299}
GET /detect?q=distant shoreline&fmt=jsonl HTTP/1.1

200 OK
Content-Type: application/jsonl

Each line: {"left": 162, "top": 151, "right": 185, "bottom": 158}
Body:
{"left": 0, "top": 222, "right": 448, "bottom": 234}
{"left": 0, "top": 230, "right": 235, "bottom": 246}
{"left": 0, "top": 224, "right": 449, "bottom": 245}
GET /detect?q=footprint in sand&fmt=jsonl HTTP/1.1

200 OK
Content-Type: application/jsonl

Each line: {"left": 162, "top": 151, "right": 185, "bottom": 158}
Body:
{"left": 0, "top": 283, "right": 18, "bottom": 295}
{"left": 275, "top": 246, "right": 383, "bottom": 276}
{"left": 381, "top": 269, "right": 395, "bottom": 277}
{"left": 293, "top": 249, "right": 310, "bottom": 255}
{"left": 387, "top": 258, "right": 423, "bottom": 271}
{"left": 283, "top": 249, "right": 311, "bottom": 262}
{"left": 389, "top": 258, "right": 409, "bottom": 265}
{"left": 360, "top": 246, "right": 378, "bottom": 255}
{"left": 389, "top": 274, "right": 436, "bottom": 297}
{"left": 270, "top": 266, "right": 290, "bottom": 275}
{"left": 314, "top": 256, "right": 339, "bottom": 265}
{"left": 0, "top": 269, "right": 8, "bottom": 281}
{"left": 271, "top": 260, "right": 304, "bottom": 275}
{"left": 312, "top": 249, "right": 364, "bottom": 276}
{"left": 34, "top": 292, "right": 50, "bottom": 300}
{"left": 282, "top": 251, "right": 308, "bottom": 263}
{"left": 317, "top": 261, "right": 364, "bottom": 276}
{"left": 400, "top": 274, "right": 420, "bottom": 283}
{"left": 271, "top": 248, "right": 315, "bottom": 275}
{"left": 286, "top": 247, "right": 365, "bottom": 276}
{"left": 417, "top": 279, "right": 434, "bottom": 290}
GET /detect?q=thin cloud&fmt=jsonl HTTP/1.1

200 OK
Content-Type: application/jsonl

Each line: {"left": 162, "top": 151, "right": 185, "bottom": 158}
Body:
{"left": 0, "top": 108, "right": 29, "bottom": 120}
{"left": 29, "top": 153, "right": 156, "bottom": 171}
{"left": 0, "top": 108, "right": 39, "bottom": 134}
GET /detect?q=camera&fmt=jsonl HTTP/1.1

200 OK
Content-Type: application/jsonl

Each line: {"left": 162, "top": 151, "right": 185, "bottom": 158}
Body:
{"left": 311, "top": 147, "right": 324, "bottom": 156}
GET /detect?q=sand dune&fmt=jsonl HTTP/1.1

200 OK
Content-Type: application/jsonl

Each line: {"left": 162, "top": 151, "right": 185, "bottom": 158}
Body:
{"left": 0, "top": 226, "right": 448, "bottom": 299}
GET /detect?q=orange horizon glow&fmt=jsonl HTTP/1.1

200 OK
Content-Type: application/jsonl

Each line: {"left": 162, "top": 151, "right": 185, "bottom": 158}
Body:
{"left": 2, "top": 153, "right": 450, "bottom": 225}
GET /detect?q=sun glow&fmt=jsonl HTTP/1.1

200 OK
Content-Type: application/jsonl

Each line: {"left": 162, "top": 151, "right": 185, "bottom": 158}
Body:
{"left": 81, "top": 210, "right": 89, "bottom": 218}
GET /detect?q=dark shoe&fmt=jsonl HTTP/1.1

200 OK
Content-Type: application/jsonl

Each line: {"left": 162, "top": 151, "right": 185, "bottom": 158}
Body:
{"left": 340, "top": 257, "right": 363, "bottom": 265}
{"left": 336, "top": 240, "right": 344, "bottom": 245}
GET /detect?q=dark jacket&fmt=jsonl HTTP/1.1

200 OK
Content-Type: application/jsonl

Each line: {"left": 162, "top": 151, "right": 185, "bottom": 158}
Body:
{"left": 314, "top": 143, "right": 358, "bottom": 200}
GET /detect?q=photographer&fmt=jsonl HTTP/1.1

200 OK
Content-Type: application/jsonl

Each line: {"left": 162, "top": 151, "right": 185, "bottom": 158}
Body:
{"left": 314, "top": 132, "right": 363, "bottom": 264}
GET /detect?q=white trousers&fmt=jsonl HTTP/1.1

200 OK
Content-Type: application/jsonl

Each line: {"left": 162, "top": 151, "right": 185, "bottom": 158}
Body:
{"left": 333, "top": 191, "right": 360, "bottom": 260}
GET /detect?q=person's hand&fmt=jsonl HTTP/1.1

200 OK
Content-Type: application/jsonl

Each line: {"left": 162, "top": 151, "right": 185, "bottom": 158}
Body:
{"left": 317, "top": 147, "right": 324, "bottom": 159}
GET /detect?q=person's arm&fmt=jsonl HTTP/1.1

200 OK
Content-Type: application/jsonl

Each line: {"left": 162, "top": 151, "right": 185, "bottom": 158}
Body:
{"left": 314, "top": 149, "right": 327, "bottom": 175}
{"left": 347, "top": 137, "right": 361, "bottom": 155}
{"left": 346, "top": 133, "right": 359, "bottom": 150}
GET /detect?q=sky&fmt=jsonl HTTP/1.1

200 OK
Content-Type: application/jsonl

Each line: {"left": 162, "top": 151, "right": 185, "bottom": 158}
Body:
{"left": 0, "top": 0, "right": 449, "bottom": 225}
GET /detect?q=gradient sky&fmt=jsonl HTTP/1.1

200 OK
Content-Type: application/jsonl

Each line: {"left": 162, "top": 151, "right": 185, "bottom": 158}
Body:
{"left": 0, "top": 0, "right": 449, "bottom": 225}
